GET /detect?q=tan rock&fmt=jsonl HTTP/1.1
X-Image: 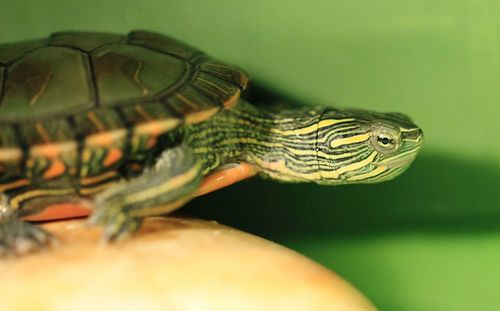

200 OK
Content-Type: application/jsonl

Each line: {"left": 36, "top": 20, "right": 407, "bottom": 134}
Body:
{"left": 0, "top": 217, "right": 377, "bottom": 311}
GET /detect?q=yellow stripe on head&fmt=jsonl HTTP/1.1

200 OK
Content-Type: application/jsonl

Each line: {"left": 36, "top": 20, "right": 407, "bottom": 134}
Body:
{"left": 347, "top": 165, "right": 388, "bottom": 182}
{"left": 320, "top": 151, "right": 377, "bottom": 180}
{"left": 329, "top": 133, "right": 370, "bottom": 148}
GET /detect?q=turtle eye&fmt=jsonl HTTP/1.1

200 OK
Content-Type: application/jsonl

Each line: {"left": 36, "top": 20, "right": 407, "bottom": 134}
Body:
{"left": 370, "top": 125, "right": 401, "bottom": 154}
{"left": 377, "top": 135, "right": 394, "bottom": 148}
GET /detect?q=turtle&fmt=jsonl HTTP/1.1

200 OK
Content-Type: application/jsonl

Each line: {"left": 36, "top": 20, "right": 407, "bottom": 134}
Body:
{"left": 0, "top": 31, "right": 424, "bottom": 256}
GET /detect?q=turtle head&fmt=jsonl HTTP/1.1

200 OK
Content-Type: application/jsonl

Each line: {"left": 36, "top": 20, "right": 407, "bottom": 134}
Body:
{"left": 204, "top": 101, "right": 423, "bottom": 185}
{"left": 316, "top": 109, "right": 424, "bottom": 184}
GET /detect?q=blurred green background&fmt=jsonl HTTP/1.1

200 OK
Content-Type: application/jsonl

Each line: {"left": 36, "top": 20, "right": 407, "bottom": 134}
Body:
{"left": 1, "top": 0, "right": 499, "bottom": 309}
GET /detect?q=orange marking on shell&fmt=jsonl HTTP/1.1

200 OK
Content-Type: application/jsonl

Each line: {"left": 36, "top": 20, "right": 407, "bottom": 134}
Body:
{"left": 223, "top": 89, "right": 241, "bottom": 109}
{"left": 86, "top": 129, "right": 127, "bottom": 146}
{"left": 134, "top": 119, "right": 180, "bottom": 149}
{"left": 35, "top": 122, "right": 52, "bottom": 143}
{"left": 0, "top": 179, "right": 30, "bottom": 192}
{"left": 0, "top": 148, "right": 23, "bottom": 162}
{"left": 19, "top": 162, "right": 257, "bottom": 222}
{"left": 103, "top": 149, "right": 123, "bottom": 167}
{"left": 196, "top": 162, "right": 256, "bottom": 197}
{"left": 185, "top": 107, "right": 219, "bottom": 124}
{"left": 135, "top": 119, "right": 179, "bottom": 136}
{"left": 135, "top": 105, "right": 154, "bottom": 121}
{"left": 30, "top": 141, "right": 77, "bottom": 158}
{"left": 87, "top": 111, "right": 107, "bottom": 131}
{"left": 43, "top": 159, "right": 66, "bottom": 179}
{"left": 30, "top": 144, "right": 61, "bottom": 158}
{"left": 146, "top": 136, "right": 158, "bottom": 148}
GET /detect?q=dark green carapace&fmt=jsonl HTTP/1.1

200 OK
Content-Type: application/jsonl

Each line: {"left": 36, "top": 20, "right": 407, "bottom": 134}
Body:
{"left": 0, "top": 31, "right": 423, "bottom": 257}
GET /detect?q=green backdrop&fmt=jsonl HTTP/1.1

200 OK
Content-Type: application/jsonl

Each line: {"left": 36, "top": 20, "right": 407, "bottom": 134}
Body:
{"left": 1, "top": 1, "right": 499, "bottom": 310}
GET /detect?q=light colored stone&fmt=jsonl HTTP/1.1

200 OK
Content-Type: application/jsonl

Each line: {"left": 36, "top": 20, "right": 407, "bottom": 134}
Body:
{"left": 0, "top": 217, "right": 377, "bottom": 311}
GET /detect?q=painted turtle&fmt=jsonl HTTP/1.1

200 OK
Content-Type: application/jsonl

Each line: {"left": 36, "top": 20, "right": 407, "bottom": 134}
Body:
{"left": 0, "top": 31, "right": 423, "bottom": 256}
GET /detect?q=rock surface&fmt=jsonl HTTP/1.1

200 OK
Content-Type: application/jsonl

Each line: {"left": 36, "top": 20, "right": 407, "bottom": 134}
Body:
{"left": 0, "top": 217, "right": 377, "bottom": 311}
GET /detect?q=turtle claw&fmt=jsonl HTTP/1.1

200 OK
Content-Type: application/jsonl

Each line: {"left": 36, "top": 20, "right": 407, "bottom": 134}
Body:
{"left": 0, "top": 218, "right": 57, "bottom": 258}
{"left": 89, "top": 201, "right": 142, "bottom": 243}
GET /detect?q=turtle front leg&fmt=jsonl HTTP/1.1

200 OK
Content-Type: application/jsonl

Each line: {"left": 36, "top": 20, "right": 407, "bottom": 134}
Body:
{"left": 90, "top": 144, "right": 203, "bottom": 242}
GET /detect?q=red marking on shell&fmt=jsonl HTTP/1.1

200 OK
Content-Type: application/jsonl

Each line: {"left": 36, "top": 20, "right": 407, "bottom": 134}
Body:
{"left": 103, "top": 149, "right": 123, "bottom": 167}
{"left": 23, "top": 163, "right": 257, "bottom": 222}
{"left": 185, "top": 107, "right": 219, "bottom": 124}
{"left": 137, "top": 122, "right": 163, "bottom": 136}
{"left": 223, "top": 89, "right": 241, "bottom": 109}
{"left": 86, "top": 130, "right": 126, "bottom": 146}
{"left": 29, "top": 141, "right": 77, "bottom": 159}
{"left": 23, "top": 203, "right": 91, "bottom": 221}
{"left": 30, "top": 144, "right": 61, "bottom": 158}
{"left": 135, "top": 119, "right": 181, "bottom": 136}
{"left": 0, "top": 148, "right": 23, "bottom": 162}
{"left": 146, "top": 136, "right": 158, "bottom": 148}
{"left": 43, "top": 159, "right": 66, "bottom": 179}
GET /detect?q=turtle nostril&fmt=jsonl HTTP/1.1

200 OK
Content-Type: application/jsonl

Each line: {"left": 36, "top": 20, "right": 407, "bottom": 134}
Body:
{"left": 402, "top": 128, "right": 424, "bottom": 145}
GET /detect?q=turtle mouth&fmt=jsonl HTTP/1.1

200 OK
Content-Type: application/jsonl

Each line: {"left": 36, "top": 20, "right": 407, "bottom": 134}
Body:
{"left": 378, "top": 153, "right": 418, "bottom": 169}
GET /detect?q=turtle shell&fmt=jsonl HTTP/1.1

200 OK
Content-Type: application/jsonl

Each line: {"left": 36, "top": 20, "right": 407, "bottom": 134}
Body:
{"left": 0, "top": 31, "right": 248, "bottom": 191}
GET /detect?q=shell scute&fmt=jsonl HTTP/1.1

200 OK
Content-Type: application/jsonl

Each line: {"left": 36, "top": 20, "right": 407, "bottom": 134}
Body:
{"left": 122, "top": 101, "right": 182, "bottom": 153}
{"left": 20, "top": 119, "right": 73, "bottom": 146}
{"left": 92, "top": 43, "right": 188, "bottom": 106}
{"left": 0, "top": 46, "right": 92, "bottom": 123}
{"left": 165, "top": 85, "right": 221, "bottom": 122}
{"left": 199, "top": 59, "right": 249, "bottom": 90}
{"left": 0, "top": 31, "right": 249, "bottom": 184}
{"left": 0, "top": 39, "right": 46, "bottom": 65}
{"left": 120, "top": 101, "right": 179, "bottom": 124}
{"left": 18, "top": 119, "right": 77, "bottom": 181}
{"left": 80, "top": 128, "right": 128, "bottom": 178}
{"left": 72, "top": 107, "right": 126, "bottom": 136}
{"left": 128, "top": 31, "right": 201, "bottom": 60}
{"left": 49, "top": 32, "right": 124, "bottom": 52}
{"left": 191, "top": 72, "right": 241, "bottom": 109}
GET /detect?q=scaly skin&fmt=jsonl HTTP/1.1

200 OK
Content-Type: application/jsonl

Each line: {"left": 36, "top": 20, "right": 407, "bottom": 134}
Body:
{"left": 185, "top": 100, "right": 424, "bottom": 184}
{"left": 0, "top": 31, "right": 423, "bottom": 256}
{"left": 0, "top": 99, "right": 423, "bottom": 256}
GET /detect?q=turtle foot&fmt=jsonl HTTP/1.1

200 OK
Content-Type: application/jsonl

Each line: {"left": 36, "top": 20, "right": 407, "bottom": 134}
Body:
{"left": 0, "top": 218, "right": 57, "bottom": 258}
{"left": 89, "top": 198, "right": 143, "bottom": 242}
